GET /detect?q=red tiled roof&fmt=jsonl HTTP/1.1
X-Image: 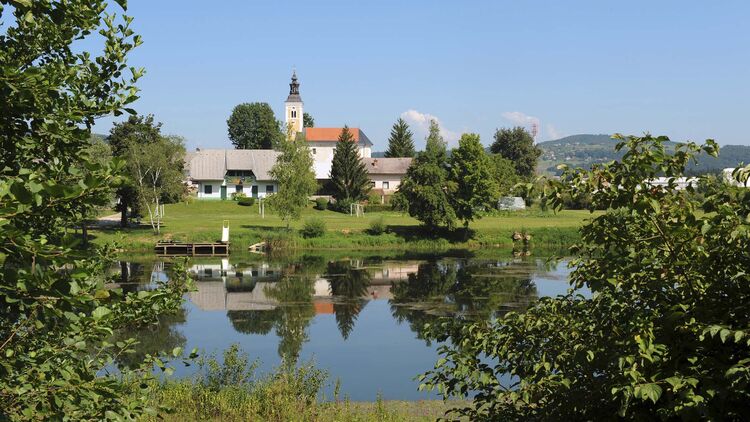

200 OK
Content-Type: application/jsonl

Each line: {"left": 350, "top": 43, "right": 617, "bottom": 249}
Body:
{"left": 305, "top": 127, "right": 360, "bottom": 142}
{"left": 313, "top": 301, "right": 334, "bottom": 314}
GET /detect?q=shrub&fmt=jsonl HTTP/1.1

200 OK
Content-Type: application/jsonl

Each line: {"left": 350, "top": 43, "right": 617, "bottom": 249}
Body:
{"left": 367, "top": 217, "right": 387, "bottom": 235}
{"left": 314, "top": 197, "right": 328, "bottom": 210}
{"left": 329, "top": 198, "right": 354, "bottom": 213}
{"left": 365, "top": 203, "right": 392, "bottom": 213}
{"left": 390, "top": 191, "right": 409, "bottom": 212}
{"left": 300, "top": 218, "right": 326, "bottom": 238}
{"left": 231, "top": 191, "right": 248, "bottom": 201}
{"left": 237, "top": 197, "right": 255, "bottom": 206}
{"left": 367, "top": 192, "right": 382, "bottom": 205}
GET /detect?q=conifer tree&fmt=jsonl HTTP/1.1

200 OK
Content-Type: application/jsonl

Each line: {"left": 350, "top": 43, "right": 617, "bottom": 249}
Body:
{"left": 397, "top": 119, "right": 455, "bottom": 229}
{"left": 449, "top": 133, "right": 499, "bottom": 229}
{"left": 385, "top": 118, "right": 416, "bottom": 157}
{"left": 329, "top": 126, "right": 371, "bottom": 203}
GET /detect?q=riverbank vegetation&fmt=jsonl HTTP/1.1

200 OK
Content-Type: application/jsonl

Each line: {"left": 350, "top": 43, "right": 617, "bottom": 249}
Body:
{"left": 89, "top": 202, "right": 589, "bottom": 251}
{"left": 136, "top": 345, "right": 458, "bottom": 422}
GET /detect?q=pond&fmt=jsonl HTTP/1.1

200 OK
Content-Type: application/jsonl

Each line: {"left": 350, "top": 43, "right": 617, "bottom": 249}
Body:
{"left": 111, "top": 250, "right": 581, "bottom": 401}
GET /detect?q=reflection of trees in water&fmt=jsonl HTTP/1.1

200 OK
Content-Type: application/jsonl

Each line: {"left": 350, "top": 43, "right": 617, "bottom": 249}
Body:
{"left": 226, "top": 269, "right": 315, "bottom": 366}
{"left": 112, "top": 306, "right": 187, "bottom": 369}
{"left": 389, "top": 259, "right": 539, "bottom": 343}
{"left": 228, "top": 309, "right": 280, "bottom": 335}
{"left": 326, "top": 261, "right": 372, "bottom": 340}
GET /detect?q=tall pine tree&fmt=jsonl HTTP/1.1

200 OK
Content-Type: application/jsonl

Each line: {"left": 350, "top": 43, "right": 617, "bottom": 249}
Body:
{"left": 385, "top": 118, "right": 416, "bottom": 157}
{"left": 329, "top": 126, "right": 371, "bottom": 203}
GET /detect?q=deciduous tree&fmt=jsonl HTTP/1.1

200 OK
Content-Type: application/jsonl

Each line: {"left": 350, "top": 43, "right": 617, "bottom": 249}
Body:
{"left": 125, "top": 135, "right": 186, "bottom": 234}
{"left": 421, "top": 135, "right": 750, "bottom": 420}
{"left": 448, "top": 133, "right": 498, "bottom": 229}
{"left": 108, "top": 114, "right": 163, "bottom": 226}
{"left": 490, "top": 126, "right": 542, "bottom": 178}
{"left": 385, "top": 117, "right": 416, "bottom": 158}
{"left": 490, "top": 154, "right": 520, "bottom": 196}
{"left": 303, "top": 112, "right": 315, "bottom": 128}
{"left": 0, "top": 1, "right": 190, "bottom": 419}
{"left": 227, "top": 102, "right": 282, "bottom": 149}
{"left": 329, "top": 126, "right": 371, "bottom": 204}
{"left": 267, "top": 131, "right": 317, "bottom": 229}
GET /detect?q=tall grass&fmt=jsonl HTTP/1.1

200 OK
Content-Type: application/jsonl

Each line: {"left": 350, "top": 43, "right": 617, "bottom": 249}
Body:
{"left": 139, "top": 344, "right": 455, "bottom": 421}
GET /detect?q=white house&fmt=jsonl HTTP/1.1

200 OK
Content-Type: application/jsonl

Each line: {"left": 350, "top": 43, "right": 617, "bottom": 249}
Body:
{"left": 304, "top": 127, "right": 374, "bottom": 179}
{"left": 186, "top": 149, "right": 281, "bottom": 199}
{"left": 362, "top": 157, "right": 412, "bottom": 193}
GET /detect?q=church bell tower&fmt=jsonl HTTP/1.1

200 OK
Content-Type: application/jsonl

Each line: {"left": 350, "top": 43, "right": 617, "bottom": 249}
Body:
{"left": 284, "top": 70, "right": 303, "bottom": 139}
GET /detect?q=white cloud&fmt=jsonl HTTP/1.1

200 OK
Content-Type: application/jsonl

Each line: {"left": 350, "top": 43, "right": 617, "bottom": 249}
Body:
{"left": 546, "top": 124, "right": 563, "bottom": 140}
{"left": 501, "top": 111, "right": 540, "bottom": 129}
{"left": 400, "top": 109, "right": 461, "bottom": 146}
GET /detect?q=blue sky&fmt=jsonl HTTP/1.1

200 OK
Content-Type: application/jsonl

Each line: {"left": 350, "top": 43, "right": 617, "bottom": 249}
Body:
{"left": 93, "top": 0, "right": 750, "bottom": 151}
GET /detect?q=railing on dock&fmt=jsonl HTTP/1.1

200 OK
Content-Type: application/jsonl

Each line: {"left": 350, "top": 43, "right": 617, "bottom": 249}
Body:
{"left": 154, "top": 241, "right": 230, "bottom": 257}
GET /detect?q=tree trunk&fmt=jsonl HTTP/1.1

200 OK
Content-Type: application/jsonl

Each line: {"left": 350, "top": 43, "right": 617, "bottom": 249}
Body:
{"left": 81, "top": 222, "right": 88, "bottom": 246}
{"left": 120, "top": 205, "right": 127, "bottom": 228}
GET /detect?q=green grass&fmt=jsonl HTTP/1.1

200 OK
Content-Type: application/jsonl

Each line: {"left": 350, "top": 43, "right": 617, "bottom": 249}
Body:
{"left": 91, "top": 200, "right": 595, "bottom": 251}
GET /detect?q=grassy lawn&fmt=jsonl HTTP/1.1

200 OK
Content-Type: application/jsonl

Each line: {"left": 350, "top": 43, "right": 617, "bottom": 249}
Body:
{"left": 91, "top": 200, "right": 596, "bottom": 251}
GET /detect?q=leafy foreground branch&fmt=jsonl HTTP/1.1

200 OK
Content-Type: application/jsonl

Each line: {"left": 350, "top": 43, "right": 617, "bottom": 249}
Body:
{"left": 0, "top": 1, "right": 193, "bottom": 419}
{"left": 420, "top": 135, "right": 750, "bottom": 420}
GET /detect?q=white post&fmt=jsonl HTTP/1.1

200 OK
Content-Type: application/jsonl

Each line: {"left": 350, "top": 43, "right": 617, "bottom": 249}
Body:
{"left": 221, "top": 220, "right": 229, "bottom": 243}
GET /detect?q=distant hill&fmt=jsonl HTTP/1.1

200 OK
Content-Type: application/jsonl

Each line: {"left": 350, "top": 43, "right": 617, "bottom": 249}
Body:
{"left": 537, "top": 134, "right": 750, "bottom": 175}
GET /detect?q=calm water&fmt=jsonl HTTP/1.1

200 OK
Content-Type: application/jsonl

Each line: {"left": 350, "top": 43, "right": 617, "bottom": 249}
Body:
{"left": 112, "top": 251, "right": 579, "bottom": 401}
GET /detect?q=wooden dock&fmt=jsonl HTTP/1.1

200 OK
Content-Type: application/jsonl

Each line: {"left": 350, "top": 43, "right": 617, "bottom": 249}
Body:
{"left": 155, "top": 241, "right": 230, "bottom": 257}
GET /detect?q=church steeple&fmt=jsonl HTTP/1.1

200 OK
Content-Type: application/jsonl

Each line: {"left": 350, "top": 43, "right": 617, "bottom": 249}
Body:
{"left": 284, "top": 70, "right": 303, "bottom": 138}
{"left": 287, "top": 70, "right": 302, "bottom": 102}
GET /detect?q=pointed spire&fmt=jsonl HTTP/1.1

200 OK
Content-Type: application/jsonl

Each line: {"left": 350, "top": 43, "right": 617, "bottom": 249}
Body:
{"left": 287, "top": 70, "right": 301, "bottom": 102}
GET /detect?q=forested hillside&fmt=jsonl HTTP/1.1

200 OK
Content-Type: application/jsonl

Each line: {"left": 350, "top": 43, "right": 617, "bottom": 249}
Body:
{"left": 538, "top": 134, "right": 750, "bottom": 175}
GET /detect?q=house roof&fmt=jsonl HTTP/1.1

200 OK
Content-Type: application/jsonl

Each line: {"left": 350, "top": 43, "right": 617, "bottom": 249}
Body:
{"left": 225, "top": 149, "right": 280, "bottom": 180}
{"left": 362, "top": 157, "right": 412, "bottom": 175}
{"left": 186, "top": 149, "right": 281, "bottom": 181}
{"left": 305, "top": 127, "right": 362, "bottom": 142}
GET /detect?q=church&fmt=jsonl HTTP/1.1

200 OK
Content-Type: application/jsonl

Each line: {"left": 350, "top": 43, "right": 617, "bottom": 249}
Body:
{"left": 185, "top": 72, "right": 411, "bottom": 199}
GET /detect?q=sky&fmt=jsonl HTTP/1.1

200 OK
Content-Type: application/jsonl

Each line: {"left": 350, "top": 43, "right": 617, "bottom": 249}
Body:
{"left": 91, "top": 0, "right": 750, "bottom": 151}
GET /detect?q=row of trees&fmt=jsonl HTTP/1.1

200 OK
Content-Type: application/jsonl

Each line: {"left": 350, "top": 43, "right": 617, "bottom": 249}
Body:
{"left": 396, "top": 120, "right": 539, "bottom": 231}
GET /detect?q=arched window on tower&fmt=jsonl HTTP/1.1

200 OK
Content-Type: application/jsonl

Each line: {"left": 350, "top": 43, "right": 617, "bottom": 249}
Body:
{"left": 291, "top": 110, "right": 297, "bottom": 118}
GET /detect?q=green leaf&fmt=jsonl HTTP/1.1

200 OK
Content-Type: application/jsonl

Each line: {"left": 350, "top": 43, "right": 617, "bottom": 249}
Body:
{"left": 92, "top": 306, "right": 111, "bottom": 320}
{"left": 720, "top": 329, "right": 731, "bottom": 343}
{"left": 640, "top": 383, "right": 662, "bottom": 404}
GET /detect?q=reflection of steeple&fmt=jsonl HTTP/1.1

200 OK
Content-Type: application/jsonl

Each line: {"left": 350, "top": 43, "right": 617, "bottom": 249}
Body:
{"left": 286, "top": 70, "right": 302, "bottom": 102}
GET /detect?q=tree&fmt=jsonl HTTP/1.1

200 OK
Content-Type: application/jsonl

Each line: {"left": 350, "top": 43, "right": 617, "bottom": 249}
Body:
{"left": 490, "top": 126, "right": 542, "bottom": 178}
{"left": 76, "top": 136, "right": 116, "bottom": 244}
{"left": 490, "top": 154, "right": 520, "bottom": 196}
{"left": 303, "top": 112, "right": 315, "bottom": 128}
{"left": 329, "top": 126, "right": 371, "bottom": 204}
{"left": 227, "top": 102, "right": 282, "bottom": 149}
{"left": 0, "top": 1, "right": 190, "bottom": 419}
{"left": 266, "top": 132, "right": 317, "bottom": 229}
{"left": 448, "top": 134, "right": 499, "bottom": 229}
{"left": 108, "top": 114, "right": 163, "bottom": 227}
{"left": 125, "top": 135, "right": 186, "bottom": 234}
{"left": 385, "top": 118, "right": 416, "bottom": 158}
{"left": 397, "top": 120, "right": 455, "bottom": 230}
{"left": 421, "top": 135, "right": 750, "bottom": 420}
